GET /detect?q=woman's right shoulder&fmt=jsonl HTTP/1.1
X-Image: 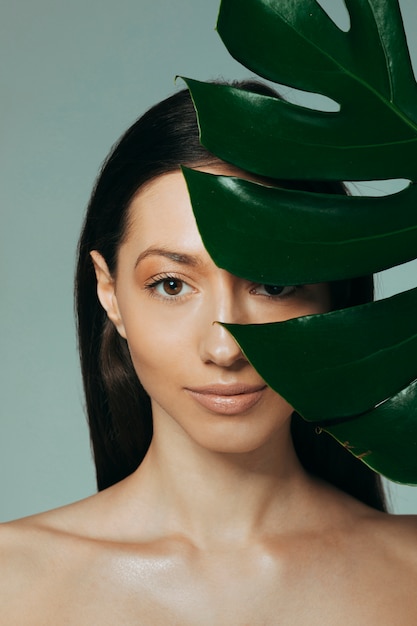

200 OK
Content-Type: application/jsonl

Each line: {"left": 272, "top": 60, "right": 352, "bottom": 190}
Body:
{"left": 0, "top": 515, "right": 45, "bottom": 571}
{"left": 0, "top": 518, "right": 51, "bottom": 623}
{"left": 0, "top": 510, "right": 92, "bottom": 625}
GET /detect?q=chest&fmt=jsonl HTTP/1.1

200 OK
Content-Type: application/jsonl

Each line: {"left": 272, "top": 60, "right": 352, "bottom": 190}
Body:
{"left": 27, "top": 546, "right": 417, "bottom": 626}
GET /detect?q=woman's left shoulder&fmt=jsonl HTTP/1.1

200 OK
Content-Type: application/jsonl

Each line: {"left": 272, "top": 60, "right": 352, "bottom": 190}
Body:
{"left": 387, "top": 511, "right": 417, "bottom": 536}
{"left": 363, "top": 511, "right": 417, "bottom": 568}
{"left": 374, "top": 511, "right": 417, "bottom": 539}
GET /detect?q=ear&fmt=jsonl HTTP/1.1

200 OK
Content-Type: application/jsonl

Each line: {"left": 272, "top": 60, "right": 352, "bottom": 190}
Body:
{"left": 90, "top": 250, "right": 127, "bottom": 338}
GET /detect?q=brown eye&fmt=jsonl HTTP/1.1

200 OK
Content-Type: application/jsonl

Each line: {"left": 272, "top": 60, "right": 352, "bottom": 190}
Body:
{"left": 149, "top": 276, "right": 193, "bottom": 298}
{"left": 162, "top": 278, "right": 183, "bottom": 295}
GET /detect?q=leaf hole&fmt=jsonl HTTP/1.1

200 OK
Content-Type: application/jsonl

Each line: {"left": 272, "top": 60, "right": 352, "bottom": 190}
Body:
{"left": 315, "top": 0, "right": 351, "bottom": 33}
{"left": 345, "top": 179, "right": 410, "bottom": 197}
{"left": 375, "top": 259, "right": 417, "bottom": 300}
{"left": 278, "top": 85, "right": 340, "bottom": 112}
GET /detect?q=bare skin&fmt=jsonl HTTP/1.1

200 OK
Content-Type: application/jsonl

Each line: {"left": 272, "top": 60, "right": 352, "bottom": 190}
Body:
{"left": 2, "top": 169, "right": 416, "bottom": 625}
{"left": 1, "top": 471, "right": 417, "bottom": 625}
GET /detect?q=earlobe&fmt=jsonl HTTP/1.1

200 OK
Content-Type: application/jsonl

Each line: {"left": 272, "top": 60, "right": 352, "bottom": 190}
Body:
{"left": 90, "top": 250, "right": 127, "bottom": 338}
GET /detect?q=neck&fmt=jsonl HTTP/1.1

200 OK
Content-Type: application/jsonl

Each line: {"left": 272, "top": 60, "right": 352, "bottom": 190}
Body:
{"left": 120, "top": 415, "right": 319, "bottom": 547}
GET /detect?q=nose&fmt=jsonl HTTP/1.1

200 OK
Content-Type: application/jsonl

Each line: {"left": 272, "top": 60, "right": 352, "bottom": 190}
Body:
{"left": 198, "top": 277, "right": 248, "bottom": 367}
{"left": 199, "top": 320, "right": 247, "bottom": 367}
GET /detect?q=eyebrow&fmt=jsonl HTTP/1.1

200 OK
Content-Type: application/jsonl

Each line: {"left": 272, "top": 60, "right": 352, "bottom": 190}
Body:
{"left": 134, "top": 247, "right": 203, "bottom": 268}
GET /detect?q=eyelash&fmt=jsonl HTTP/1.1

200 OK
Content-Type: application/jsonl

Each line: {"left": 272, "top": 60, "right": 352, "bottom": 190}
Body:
{"left": 144, "top": 273, "right": 302, "bottom": 302}
{"left": 250, "top": 284, "right": 301, "bottom": 299}
{"left": 144, "top": 273, "right": 193, "bottom": 301}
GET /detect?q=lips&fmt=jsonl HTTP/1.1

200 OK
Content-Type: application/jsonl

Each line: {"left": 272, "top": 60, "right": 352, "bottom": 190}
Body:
{"left": 185, "top": 383, "right": 267, "bottom": 415}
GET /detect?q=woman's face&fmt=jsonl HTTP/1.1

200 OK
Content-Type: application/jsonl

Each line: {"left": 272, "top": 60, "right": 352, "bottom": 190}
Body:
{"left": 92, "top": 166, "right": 331, "bottom": 456}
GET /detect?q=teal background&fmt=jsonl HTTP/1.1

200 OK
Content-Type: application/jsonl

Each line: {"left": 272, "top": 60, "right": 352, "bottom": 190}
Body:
{"left": 1, "top": 0, "right": 417, "bottom": 521}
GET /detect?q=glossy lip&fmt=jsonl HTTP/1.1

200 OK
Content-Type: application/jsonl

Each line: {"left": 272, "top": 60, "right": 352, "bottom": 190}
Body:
{"left": 185, "top": 383, "right": 267, "bottom": 416}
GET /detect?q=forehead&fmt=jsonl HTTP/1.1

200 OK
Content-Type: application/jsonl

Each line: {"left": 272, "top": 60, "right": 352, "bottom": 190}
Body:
{"left": 123, "top": 165, "right": 247, "bottom": 251}
{"left": 125, "top": 170, "right": 202, "bottom": 251}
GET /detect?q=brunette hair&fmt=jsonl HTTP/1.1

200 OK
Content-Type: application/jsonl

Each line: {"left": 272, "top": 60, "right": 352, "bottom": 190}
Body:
{"left": 75, "top": 82, "right": 386, "bottom": 511}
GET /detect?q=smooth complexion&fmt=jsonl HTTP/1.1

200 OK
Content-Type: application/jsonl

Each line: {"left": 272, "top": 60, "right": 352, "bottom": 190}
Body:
{"left": 1, "top": 167, "right": 417, "bottom": 625}
{"left": 92, "top": 166, "right": 331, "bottom": 462}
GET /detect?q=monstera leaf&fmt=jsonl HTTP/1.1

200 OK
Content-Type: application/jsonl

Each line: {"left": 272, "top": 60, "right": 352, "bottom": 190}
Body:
{"left": 325, "top": 380, "right": 417, "bottom": 485}
{"left": 182, "top": 167, "right": 417, "bottom": 283}
{"left": 182, "top": 0, "right": 417, "bottom": 483}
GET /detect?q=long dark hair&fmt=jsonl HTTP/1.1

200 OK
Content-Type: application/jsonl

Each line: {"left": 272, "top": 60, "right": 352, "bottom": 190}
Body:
{"left": 75, "top": 82, "right": 386, "bottom": 511}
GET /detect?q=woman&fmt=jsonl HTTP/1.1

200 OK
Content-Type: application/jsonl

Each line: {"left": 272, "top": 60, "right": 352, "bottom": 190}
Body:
{"left": 1, "top": 84, "right": 417, "bottom": 624}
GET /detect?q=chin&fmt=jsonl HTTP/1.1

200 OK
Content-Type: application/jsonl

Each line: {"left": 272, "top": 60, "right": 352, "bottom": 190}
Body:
{"left": 188, "top": 418, "right": 291, "bottom": 457}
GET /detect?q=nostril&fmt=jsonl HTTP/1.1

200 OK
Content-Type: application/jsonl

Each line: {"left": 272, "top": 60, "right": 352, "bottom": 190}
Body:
{"left": 199, "top": 320, "right": 247, "bottom": 367}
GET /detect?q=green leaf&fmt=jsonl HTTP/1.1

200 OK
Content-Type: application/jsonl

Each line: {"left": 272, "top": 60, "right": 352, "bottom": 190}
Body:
{"left": 324, "top": 379, "right": 417, "bottom": 485}
{"left": 216, "top": 0, "right": 417, "bottom": 118}
{"left": 194, "top": 0, "right": 416, "bottom": 180}
{"left": 183, "top": 167, "right": 417, "bottom": 283}
{"left": 184, "top": 0, "right": 417, "bottom": 483}
{"left": 183, "top": 76, "right": 417, "bottom": 181}
{"left": 223, "top": 286, "right": 417, "bottom": 422}
{"left": 183, "top": 0, "right": 417, "bottom": 181}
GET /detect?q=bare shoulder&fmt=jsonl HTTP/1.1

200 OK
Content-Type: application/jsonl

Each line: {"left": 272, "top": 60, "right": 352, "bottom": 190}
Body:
{"left": 0, "top": 491, "right": 106, "bottom": 569}
{"left": 0, "top": 516, "right": 55, "bottom": 624}
{"left": 347, "top": 506, "right": 417, "bottom": 598}
{"left": 332, "top": 483, "right": 417, "bottom": 560}
{"left": 0, "top": 496, "right": 194, "bottom": 626}
{"left": 369, "top": 510, "right": 417, "bottom": 562}
{"left": 286, "top": 488, "right": 417, "bottom": 624}
{"left": 0, "top": 513, "right": 55, "bottom": 577}
{"left": 0, "top": 500, "right": 101, "bottom": 626}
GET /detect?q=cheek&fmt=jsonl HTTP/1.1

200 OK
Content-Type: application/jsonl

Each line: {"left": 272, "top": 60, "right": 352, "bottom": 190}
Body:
{"left": 302, "top": 283, "right": 332, "bottom": 316}
{"left": 268, "top": 388, "right": 294, "bottom": 416}
{"left": 120, "top": 309, "right": 192, "bottom": 393}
